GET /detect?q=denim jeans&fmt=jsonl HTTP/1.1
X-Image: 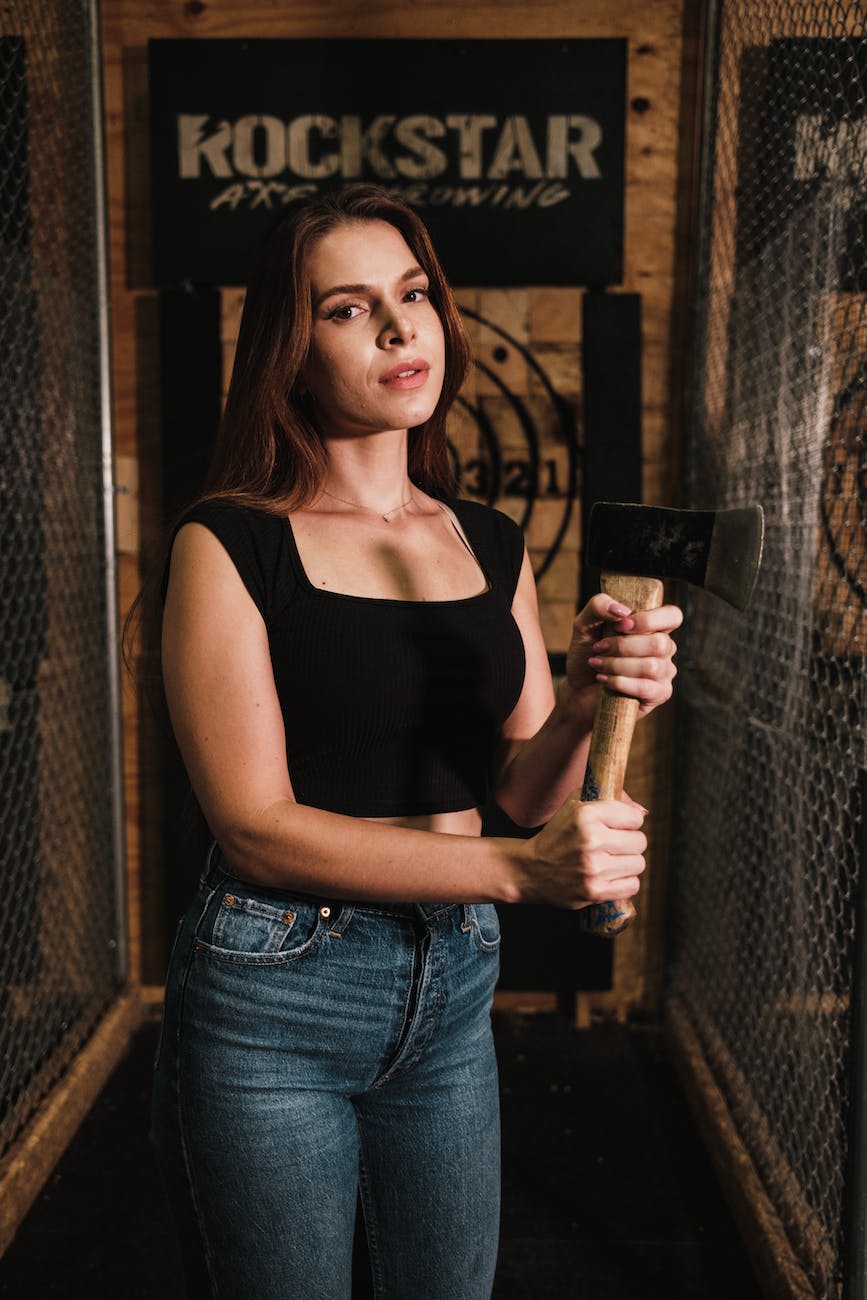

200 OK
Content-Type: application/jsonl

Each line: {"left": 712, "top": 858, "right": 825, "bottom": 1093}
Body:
{"left": 149, "top": 844, "right": 502, "bottom": 1300}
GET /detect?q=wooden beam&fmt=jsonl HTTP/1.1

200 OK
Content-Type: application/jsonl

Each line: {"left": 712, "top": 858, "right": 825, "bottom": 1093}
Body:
{"left": 665, "top": 996, "right": 829, "bottom": 1300}
{"left": 0, "top": 990, "right": 145, "bottom": 1256}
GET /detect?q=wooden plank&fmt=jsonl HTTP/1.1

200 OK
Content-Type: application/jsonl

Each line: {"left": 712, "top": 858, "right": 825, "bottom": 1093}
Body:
{"left": 0, "top": 991, "right": 144, "bottom": 1255}
{"left": 665, "top": 997, "right": 836, "bottom": 1299}
{"left": 103, "top": 0, "right": 684, "bottom": 44}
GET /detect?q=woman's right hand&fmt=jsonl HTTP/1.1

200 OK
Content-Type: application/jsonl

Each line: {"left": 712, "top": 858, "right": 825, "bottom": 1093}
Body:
{"left": 512, "top": 794, "right": 647, "bottom": 910}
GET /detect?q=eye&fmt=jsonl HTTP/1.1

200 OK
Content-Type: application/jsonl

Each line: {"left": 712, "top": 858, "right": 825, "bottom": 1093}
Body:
{"left": 404, "top": 286, "right": 430, "bottom": 303}
{"left": 325, "top": 302, "right": 364, "bottom": 321}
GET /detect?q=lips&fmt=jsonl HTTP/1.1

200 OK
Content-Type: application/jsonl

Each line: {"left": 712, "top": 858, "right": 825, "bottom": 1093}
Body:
{"left": 379, "top": 358, "right": 431, "bottom": 390}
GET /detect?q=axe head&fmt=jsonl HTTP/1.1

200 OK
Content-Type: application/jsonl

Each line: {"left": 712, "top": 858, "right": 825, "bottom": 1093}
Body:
{"left": 587, "top": 502, "right": 764, "bottom": 610}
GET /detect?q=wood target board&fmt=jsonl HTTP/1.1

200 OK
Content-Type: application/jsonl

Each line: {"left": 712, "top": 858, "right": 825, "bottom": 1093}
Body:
{"left": 449, "top": 304, "right": 579, "bottom": 580}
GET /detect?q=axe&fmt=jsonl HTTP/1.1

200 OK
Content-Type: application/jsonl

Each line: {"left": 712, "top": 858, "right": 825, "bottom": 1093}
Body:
{"left": 579, "top": 501, "right": 764, "bottom": 937}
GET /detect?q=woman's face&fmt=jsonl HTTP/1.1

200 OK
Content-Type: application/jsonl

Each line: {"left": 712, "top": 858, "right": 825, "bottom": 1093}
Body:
{"left": 301, "top": 218, "right": 446, "bottom": 440}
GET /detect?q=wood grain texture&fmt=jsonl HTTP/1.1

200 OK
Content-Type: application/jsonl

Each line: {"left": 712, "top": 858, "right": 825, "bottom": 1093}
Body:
{"left": 665, "top": 998, "right": 830, "bottom": 1299}
{"left": 0, "top": 991, "right": 144, "bottom": 1254}
{"left": 581, "top": 573, "right": 664, "bottom": 937}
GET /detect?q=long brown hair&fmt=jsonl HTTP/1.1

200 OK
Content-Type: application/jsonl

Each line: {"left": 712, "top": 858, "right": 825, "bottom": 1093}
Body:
{"left": 125, "top": 185, "right": 471, "bottom": 675}
{"left": 205, "top": 183, "right": 470, "bottom": 511}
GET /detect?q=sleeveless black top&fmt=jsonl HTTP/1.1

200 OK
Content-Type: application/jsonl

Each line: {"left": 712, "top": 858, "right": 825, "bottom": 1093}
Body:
{"left": 166, "top": 497, "right": 527, "bottom": 817}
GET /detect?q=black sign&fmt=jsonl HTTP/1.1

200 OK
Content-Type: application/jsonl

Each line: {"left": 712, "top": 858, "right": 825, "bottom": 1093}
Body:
{"left": 149, "top": 38, "right": 627, "bottom": 288}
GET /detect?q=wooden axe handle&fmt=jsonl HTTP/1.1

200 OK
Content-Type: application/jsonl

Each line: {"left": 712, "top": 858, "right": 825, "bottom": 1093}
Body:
{"left": 579, "top": 572, "right": 664, "bottom": 937}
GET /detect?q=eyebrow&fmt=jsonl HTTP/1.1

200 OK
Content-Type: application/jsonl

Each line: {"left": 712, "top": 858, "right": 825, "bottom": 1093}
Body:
{"left": 313, "top": 265, "right": 427, "bottom": 311}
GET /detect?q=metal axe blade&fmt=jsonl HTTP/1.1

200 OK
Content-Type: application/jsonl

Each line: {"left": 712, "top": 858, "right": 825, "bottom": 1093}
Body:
{"left": 586, "top": 502, "right": 765, "bottom": 610}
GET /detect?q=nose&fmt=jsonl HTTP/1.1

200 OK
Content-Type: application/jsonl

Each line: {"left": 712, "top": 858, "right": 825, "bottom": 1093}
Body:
{"left": 378, "top": 304, "right": 416, "bottom": 348}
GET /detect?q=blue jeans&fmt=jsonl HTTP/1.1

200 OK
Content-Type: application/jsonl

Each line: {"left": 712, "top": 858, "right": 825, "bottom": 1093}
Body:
{"left": 149, "top": 844, "right": 502, "bottom": 1299}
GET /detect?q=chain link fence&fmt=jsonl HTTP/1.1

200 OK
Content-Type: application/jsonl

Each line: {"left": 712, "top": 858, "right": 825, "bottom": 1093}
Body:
{"left": 667, "top": 3, "right": 866, "bottom": 1296}
{"left": 0, "top": 0, "right": 125, "bottom": 1163}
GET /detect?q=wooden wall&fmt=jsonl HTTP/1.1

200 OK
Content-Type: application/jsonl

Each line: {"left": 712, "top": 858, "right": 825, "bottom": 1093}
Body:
{"left": 103, "top": 0, "right": 701, "bottom": 1013}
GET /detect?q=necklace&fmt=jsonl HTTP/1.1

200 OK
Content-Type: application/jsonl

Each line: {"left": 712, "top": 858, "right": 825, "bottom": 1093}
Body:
{"left": 322, "top": 488, "right": 414, "bottom": 523}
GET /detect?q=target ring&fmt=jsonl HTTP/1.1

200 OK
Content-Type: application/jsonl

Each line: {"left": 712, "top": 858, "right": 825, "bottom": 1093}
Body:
{"left": 448, "top": 307, "right": 578, "bottom": 581}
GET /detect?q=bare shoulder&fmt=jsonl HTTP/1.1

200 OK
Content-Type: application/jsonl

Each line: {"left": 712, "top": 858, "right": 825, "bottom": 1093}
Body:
{"left": 165, "top": 520, "right": 261, "bottom": 620}
{"left": 169, "top": 518, "right": 235, "bottom": 574}
{"left": 161, "top": 521, "right": 276, "bottom": 747}
{"left": 160, "top": 518, "right": 293, "bottom": 840}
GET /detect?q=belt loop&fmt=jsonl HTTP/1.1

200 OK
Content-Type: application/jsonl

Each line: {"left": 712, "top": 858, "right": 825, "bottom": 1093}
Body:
{"left": 199, "top": 838, "right": 219, "bottom": 888}
{"left": 193, "top": 844, "right": 223, "bottom": 936}
{"left": 461, "top": 903, "right": 473, "bottom": 934}
{"left": 328, "top": 904, "right": 354, "bottom": 938}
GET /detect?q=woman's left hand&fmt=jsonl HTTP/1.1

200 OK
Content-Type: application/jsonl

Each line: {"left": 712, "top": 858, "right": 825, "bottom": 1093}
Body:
{"left": 563, "top": 594, "right": 683, "bottom": 720}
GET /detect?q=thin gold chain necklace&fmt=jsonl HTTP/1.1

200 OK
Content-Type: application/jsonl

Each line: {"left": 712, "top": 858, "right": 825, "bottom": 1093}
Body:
{"left": 321, "top": 488, "right": 414, "bottom": 523}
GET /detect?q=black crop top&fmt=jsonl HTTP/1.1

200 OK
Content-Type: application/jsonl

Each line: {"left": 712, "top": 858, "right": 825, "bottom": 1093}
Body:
{"left": 165, "top": 497, "right": 527, "bottom": 817}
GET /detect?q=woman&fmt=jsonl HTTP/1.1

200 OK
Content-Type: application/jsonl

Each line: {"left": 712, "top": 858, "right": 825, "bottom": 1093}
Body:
{"left": 148, "top": 184, "right": 681, "bottom": 1300}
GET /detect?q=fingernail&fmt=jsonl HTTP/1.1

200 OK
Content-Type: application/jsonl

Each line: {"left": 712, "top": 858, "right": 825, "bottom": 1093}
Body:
{"left": 592, "top": 640, "right": 610, "bottom": 652}
{"left": 587, "top": 656, "right": 603, "bottom": 668}
{"left": 608, "top": 602, "right": 631, "bottom": 617}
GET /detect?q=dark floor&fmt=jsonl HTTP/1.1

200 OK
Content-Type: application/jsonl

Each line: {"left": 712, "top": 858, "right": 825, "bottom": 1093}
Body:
{"left": 0, "top": 1013, "right": 762, "bottom": 1300}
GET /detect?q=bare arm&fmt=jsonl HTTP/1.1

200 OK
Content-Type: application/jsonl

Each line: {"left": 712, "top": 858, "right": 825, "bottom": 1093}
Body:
{"left": 161, "top": 523, "right": 647, "bottom": 908}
